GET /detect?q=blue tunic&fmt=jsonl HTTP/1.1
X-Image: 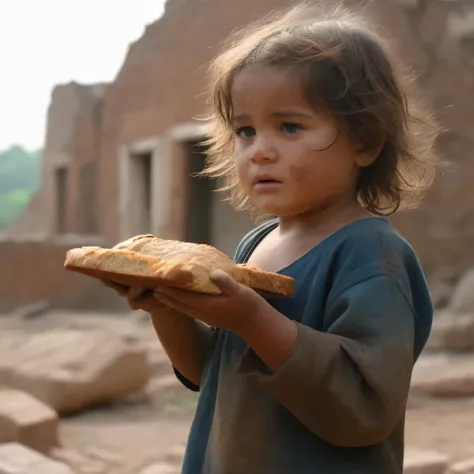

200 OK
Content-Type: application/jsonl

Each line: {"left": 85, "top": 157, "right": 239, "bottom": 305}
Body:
{"left": 175, "top": 217, "right": 433, "bottom": 474}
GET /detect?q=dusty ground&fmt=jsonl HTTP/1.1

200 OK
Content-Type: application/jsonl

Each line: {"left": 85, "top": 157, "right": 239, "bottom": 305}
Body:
{"left": 56, "top": 389, "right": 474, "bottom": 473}
{"left": 58, "top": 391, "right": 197, "bottom": 473}
{"left": 406, "top": 395, "right": 474, "bottom": 461}
{"left": 2, "top": 311, "right": 474, "bottom": 472}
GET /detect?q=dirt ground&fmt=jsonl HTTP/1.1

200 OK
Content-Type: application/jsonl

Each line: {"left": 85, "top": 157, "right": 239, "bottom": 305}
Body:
{"left": 56, "top": 390, "right": 474, "bottom": 473}
{"left": 2, "top": 311, "right": 473, "bottom": 472}
{"left": 405, "top": 395, "right": 474, "bottom": 461}
{"left": 58, "top": 392, "right": 196, "bottom": 473}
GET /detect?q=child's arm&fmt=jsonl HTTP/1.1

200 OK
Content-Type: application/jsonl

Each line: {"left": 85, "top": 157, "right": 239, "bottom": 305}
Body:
{"left": 237, "top": 274, "right": 416, "bottom": 447}
{"left": 102, "top": 281, "right": 213, "bottom": 388}
{"left": 148, "top": 308, "right": 213, "bottom": 388}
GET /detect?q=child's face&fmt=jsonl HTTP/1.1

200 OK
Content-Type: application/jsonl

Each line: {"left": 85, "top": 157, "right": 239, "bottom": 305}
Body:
{"left": 231, "top": 64, "right": 363, "bottom": 217}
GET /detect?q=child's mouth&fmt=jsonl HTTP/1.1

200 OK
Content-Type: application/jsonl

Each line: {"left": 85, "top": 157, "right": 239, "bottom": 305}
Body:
{"left": 254, "top": 179, "right": 282, "bottom": 190}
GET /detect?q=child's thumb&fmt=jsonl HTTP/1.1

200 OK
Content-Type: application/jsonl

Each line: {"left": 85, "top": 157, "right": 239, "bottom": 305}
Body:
{"left": 210, "top": 269, "right": 239, "bottom": 296}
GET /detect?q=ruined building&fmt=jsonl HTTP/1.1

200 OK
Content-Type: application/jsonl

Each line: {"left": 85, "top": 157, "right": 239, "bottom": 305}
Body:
{"left": 5, "top": 0, "right": 474, "bottom": 310}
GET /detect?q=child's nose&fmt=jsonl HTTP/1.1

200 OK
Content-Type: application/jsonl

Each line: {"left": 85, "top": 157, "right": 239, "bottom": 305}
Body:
{"left": 250, "top": 138, "right": 278, "bottom": 163}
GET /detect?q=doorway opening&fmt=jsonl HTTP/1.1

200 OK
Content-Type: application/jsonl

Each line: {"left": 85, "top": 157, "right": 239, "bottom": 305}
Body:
{"left": 130, "top": 151, "right": 153, "bottom": 235}
{"left": 184, "top": 141, "right": 213, "bottom": 245}
{"left": 183, "top": 139, "right": 254, "bottom": 255}
{"left": 78, "top": 162, "right": 98, "bottom": 234}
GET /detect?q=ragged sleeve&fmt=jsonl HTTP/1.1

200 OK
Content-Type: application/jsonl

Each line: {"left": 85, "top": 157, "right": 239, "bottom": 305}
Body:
{"left": 238, "top": 274, "right": 416, "bottom": 447}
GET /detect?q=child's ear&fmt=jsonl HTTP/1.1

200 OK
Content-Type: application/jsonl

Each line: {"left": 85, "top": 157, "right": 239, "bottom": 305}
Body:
{"left": 354, "top": 134, "right": 386, "bottom": 168}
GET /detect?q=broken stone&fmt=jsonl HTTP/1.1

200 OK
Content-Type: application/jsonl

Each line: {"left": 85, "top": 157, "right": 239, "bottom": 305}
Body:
{"left": 404, "top": 449, "right": 449, "bottom": 474}
{"left": 147, "top": 374, "right": 183, "bottom": 396}
{"left": 0, "top": 387, "right": 59, "bottom": 453}
{"left": 429, "top": 280, "right": 453, "bottom": 309}
{"left": 0, "top": 443, "right": 73, "bottom": 474}
{"left": 449, "top": 270, "right": 474, "bottom": 314}
{"left": 410, "top": 353, "right": 474, "bottom": 397}
{"left": 83, "top": 446, "right": 124, "bottom": 465}
{"left": 427, "top": 312, "right": 474, "bottom": 352}
{"left": 164, "top": 444, "right": 186, "bottom": 465}
{"left": 441, "top": 314, "right": 474, "bottom": 352}
{"left": 51, "top": 448, "right": 108, "bottom": 474}
{"left": 0, "top": 328, "right": 152, "bottom": 413}
{"left": 9, "top": 299, "right": 50, "bottom": 320}
{"left": 139, "top": 462, "right": 180, "bottom": 474}
{"left": 426, "top": 311, "right": 453, "bottom": 352}
{"left": 449, "top": 458, "right": 474, "bottom": 474}
{"left": 146, "top": 343, "right": 173, "bottom": 376}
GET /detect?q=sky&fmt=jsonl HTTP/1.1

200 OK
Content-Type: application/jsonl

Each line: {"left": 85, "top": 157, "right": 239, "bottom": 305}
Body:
{"left": 0, "top": 0, "right": 166, "bottom": 151}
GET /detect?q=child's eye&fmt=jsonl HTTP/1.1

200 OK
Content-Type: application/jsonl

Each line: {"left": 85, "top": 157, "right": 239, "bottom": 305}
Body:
{"left": 235, "top": 127, "right": 256, "bottom": 139}
{"left": 281, "top": 123, "right": 301, "bottom": 134}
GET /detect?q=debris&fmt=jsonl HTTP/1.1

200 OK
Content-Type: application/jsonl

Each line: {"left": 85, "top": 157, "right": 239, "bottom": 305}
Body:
{"left": 9, "top": 299, "right": 50, "bottom": 320}
{"left": 0, "top": 443, "right": 73, "bottom": 474}
{"left": 411, "top": 354, "right": 474, "bottom": 397}
{"left": 404, "top": 449, "right": 449, "bottom": 474}
{"left": 0, "top": 328, "right": 152, "bottom": 413}
{"left": 138, "top": 462, "right": 181, "bottom": 474}
{"left": 0, "top": 387, "right": 59, "bottom": 453}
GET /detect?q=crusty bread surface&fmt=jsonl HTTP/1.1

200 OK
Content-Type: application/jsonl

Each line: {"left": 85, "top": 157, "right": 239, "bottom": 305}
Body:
{"left": 64, "top": 234, "right": 295, "bottom": 296}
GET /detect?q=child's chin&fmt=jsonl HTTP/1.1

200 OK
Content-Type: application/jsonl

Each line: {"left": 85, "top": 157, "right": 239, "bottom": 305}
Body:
{"left": 256, "top": 203, "right": 292, "bottom": 217}
{"left": 252, "top": 195, "right": 299, "bottom": 217}
{"left": 255, "top": 202, "right": 278, "bottom": 215}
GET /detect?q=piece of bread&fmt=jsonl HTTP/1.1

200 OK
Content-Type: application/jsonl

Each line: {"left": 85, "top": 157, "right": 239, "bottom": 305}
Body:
{"left": 64, "top": 234, "right": 295, "bottom": 297}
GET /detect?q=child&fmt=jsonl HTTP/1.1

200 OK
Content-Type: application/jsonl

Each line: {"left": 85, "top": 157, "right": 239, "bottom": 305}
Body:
{"left": 105, "top": 2, "right": 439, "bottom": 473}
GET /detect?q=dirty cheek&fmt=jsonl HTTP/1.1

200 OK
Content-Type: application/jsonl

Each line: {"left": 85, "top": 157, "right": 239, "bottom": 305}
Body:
{"left": 288, "top": 163, "right": 308, "bottom": 184}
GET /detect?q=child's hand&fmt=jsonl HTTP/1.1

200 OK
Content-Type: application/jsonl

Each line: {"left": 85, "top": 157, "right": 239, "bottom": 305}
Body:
{"left": 152, "top": 269, "right": 271, "bottom": 332}
{"left": 101, "top": 280, "right": 168, "bottom": 314}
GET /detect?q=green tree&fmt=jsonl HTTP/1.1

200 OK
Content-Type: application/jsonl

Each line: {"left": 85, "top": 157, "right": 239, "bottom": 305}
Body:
{"left": 0, "top": 146, "right": 41, "bottom": 230}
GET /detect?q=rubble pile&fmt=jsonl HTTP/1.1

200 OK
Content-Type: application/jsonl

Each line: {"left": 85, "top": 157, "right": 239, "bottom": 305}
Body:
{"left": 0, "top": 310, "right": 187, "bottom": 473}
{"left": 0, "top": 267, "right": 474, "bottom": 474}
{"left": 412, "top": 270, "right": 474, "bottom": 398}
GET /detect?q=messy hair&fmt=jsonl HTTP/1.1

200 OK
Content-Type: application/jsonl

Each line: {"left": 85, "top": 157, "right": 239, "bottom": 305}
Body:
{"left": 200, "top": 1, "right": 440, "bottom": 216}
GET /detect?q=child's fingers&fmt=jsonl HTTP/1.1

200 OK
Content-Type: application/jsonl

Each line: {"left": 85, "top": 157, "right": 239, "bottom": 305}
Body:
{"left": 209, "top": 269, "right": 239, "bottom": 296}
{"left": 127, "top": 286, "right": 147, "bottom": 300}
{"left": 128, "top": 291, "right": 150, "bottom": 311}
{"left": 101, "top": 279, "right": 129, "bottom": 296}
{"left": 130, "top": 291, "right": 167, "bottom": 312}
{"left": 102, "top": 282, "right": 167, "bottom": 313}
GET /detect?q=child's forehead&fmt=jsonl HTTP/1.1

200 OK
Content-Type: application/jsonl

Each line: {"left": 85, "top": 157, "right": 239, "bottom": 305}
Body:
{"left": 230, "top": 65, "right": 313, "bottom": 113}
{"left": 231, "top": 64, "right": 303, "bottom": 95}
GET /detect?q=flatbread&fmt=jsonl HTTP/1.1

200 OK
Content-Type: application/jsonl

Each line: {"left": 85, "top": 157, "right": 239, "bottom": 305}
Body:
{"left": 64, "top": 234, "right": 295, "bottom": 296}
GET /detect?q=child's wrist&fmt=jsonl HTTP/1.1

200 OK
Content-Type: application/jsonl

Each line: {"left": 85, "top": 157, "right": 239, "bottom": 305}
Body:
{"left": 232, "top": 299, "right": 273, "bottom": 338}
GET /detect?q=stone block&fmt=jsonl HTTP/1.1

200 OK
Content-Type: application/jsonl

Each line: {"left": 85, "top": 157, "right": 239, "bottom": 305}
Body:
{"left": 0, "top": 387, "right": 59, "bottom": 453}
{"left": 427, "top": 312, "right": 474, "bottom": 352}
{"left": 404, "top": 449, "right": 449, "bottom": 474}
{"left": 164, "top": 444, "right": 186, "bottom": 465}
{"left": 0, "top": 328, "right": 152, "bottom": 413}
{"left": 0, "top": 443, "right": 73, "bottom": 474}
{"left": 51, "top": 447, "right": 109, "bottom": 474}
{"left": 450, "top": 270, "right": 474, "bottom": 314}
{"left": 410, "top": 354, "right": 474, "bottom": 397}
{"left": 139, "top": 462, "right": 180, "bottom": 474}
{"left": 449, "top": 458, "right": 474, "bottom": 474}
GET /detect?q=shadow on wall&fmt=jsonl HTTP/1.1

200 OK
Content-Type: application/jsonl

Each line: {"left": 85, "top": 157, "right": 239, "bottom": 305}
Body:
{"left": 0, "top": 236, "right": 129, "bottom": 314}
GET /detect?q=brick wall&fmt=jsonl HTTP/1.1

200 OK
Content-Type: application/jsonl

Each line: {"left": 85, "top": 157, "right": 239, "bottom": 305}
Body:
{"left": 26, "top": 0, "right": 474, "bottom": 278}
{"left": 96, "top": 0, "right": 312, "bottom": 244}
{"left": 0, "top": 237, "right": 128, "bottom": 313}
{"left": 68, "top": 85, "right": 107, "bottom": 235}
{"left": 93, "top": 0, "right": 474, "bottom": 261}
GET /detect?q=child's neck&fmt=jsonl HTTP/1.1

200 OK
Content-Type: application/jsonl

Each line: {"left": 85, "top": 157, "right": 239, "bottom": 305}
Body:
{"left": 277, "top": 199, "right": 372, "bottom": 238}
